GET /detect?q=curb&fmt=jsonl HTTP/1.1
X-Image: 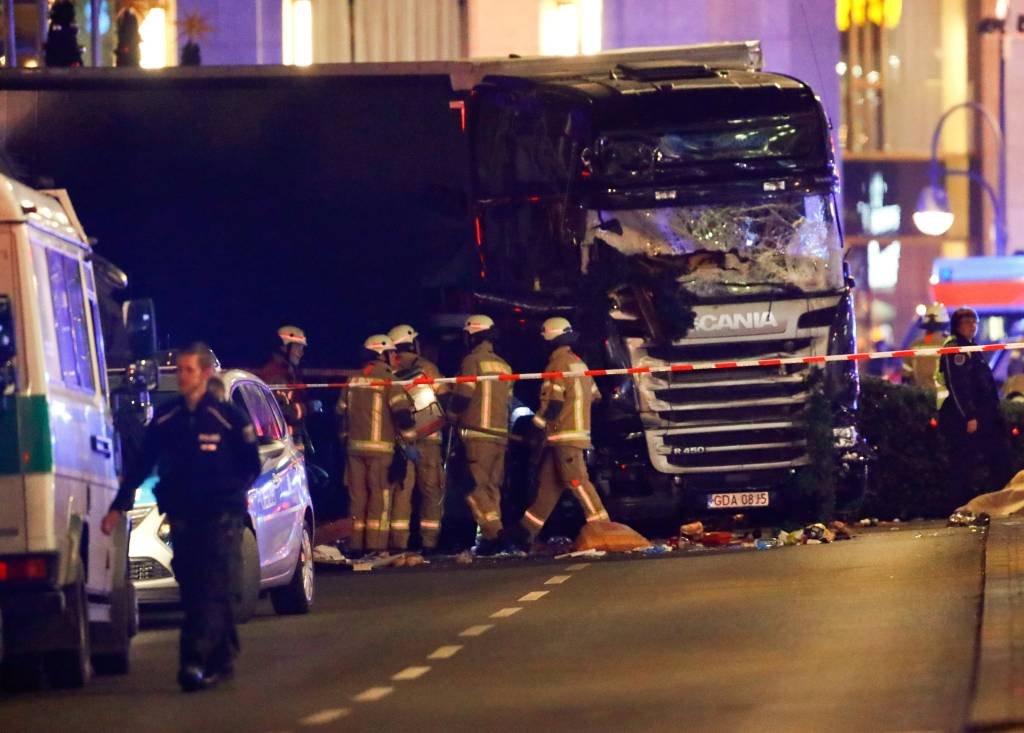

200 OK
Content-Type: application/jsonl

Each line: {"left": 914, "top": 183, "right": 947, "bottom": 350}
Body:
{"left": 970, "top": 519, "right": 1024, "bottom": 729}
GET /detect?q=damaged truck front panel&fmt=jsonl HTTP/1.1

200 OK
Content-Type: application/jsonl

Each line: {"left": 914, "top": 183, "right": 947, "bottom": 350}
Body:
{"left": 470, "top": 61, "right": 864, "bottom": 521}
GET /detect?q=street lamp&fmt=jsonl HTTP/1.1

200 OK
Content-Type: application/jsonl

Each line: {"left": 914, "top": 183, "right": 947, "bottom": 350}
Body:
{"left": 913, "top": 101, "right": 1008, "bottom": 255}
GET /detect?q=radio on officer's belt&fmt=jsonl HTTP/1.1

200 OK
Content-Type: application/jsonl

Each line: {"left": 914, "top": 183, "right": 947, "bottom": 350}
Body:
{"left": 395, "top": 366, "right": 445, "bottom": 439}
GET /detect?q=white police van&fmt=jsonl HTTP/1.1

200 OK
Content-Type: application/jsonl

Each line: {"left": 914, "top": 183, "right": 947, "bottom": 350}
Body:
{"left": 0, "top": 179, "right": 134, "bottom": 689}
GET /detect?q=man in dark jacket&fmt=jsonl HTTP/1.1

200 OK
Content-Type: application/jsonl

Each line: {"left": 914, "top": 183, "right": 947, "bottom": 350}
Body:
{"left": 102, "top": 343, "right": 260, "bottom": 692}
{"left": 939, "top": 307, "right": 1016, "bottom": 506}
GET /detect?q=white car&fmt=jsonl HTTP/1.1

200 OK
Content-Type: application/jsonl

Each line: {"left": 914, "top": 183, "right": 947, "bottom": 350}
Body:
{"left": 124, "top": 368, "right": 315, "bottom": 621}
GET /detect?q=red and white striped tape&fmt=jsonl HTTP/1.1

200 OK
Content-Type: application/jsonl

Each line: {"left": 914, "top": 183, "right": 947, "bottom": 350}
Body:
{"left": 268, "top": 340, "right": 1024, "bottom": 391}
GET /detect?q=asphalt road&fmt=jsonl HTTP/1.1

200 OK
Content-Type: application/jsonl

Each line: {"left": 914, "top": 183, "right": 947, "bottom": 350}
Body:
{"left": 0, "top": 523, "right": 984, "bottom": 733}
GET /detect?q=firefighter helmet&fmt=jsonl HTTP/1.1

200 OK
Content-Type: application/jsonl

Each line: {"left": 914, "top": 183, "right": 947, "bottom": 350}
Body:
{"left": 388, "top": 324, "right": 419, "bottom": 346}
{"left": 921, "top": 303, "right": 949, "bottom": 327}
{"left": 463, "top": 314, "right": 495, "bottom": 334}
{"left": 363, "top": 334, "right": 396, "bottom": 355}
{"left": 277, "top": 325, "right": 307, "bottom": 347}
{"left": 541, "top": 317, "right": 573, "bottom": 342}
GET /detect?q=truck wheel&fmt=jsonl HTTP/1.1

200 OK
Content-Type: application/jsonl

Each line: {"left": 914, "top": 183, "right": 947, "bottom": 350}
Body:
{"left": 45, "top": 579, "right": 91, "bottom": 689}
{"left": 234, "top": 527, "right": 260, "bottom": 624}
{"left": 91, "top": 582, "right": 135, "bottom": 675}
{"left": 270, "top": 523, "right": 314, "bottom": 616}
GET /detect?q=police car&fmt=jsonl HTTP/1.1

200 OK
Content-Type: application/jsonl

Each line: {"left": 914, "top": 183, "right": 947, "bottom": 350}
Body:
{"left": 122, "top": 367, "right": 315, "bottom": 621}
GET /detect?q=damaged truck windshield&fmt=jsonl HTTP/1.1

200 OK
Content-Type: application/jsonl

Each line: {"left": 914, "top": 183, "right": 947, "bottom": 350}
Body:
{"left": 471, "top": 47, "right": 866, "bottom": 521}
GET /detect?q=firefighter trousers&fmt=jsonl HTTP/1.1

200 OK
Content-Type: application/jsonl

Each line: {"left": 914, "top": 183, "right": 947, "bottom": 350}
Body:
{"left": 464, "top": 439, "right": 505, "bottom": 540}
{"left": 521, "top": 445, "right": 609, "bottom": 537}
{"left": 346, "top": 454, "right": 394, "bottom": 551}
{"left": 404, "top": 441, "right": 445, "bottom": 549}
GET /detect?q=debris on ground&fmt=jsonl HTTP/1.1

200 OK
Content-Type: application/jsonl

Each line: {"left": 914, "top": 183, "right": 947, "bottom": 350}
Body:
{"left": 699, "top": 531, "right": 734, "bottom": 547}
{"left": 555, "top": 548, "right": 608, "bottom": 559}
{"left": 455, "top": 550, "right": 474, "bottom": 565}
{"left": 948, "top": 509, "right": 991, "bottom": 528}
{"left": 575, "top": 520, "right": 652, "bottom": 552}
{"left": 632, "top": 544, "right": 674, "bottom": 556}
{"left": 542, "top": 535, "right": 575, "bottom": 555}
{"left": 679, "top": 521, "right": 705, "bottom": 543}
{"left": 858, "top": 517, "right": 879, "bottom": 527}
{"left": 312, "top": 544, "right": 347, "bottom": 565}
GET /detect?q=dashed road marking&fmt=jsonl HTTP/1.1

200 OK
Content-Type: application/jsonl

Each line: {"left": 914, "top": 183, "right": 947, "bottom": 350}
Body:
{"left": 428, "top": 645, "right": 463, "bottom": 660}
{"left": 392, "top": 666, "right": 431, "bottom": 681}
{"left": 460, "top": 624, "right": 494, "bottom": 637}
{"left": 354, "top": 686, "right": 394, "bottom": 702}
{"left": 566, "top": 563, "right": 590, "bottom": 571}
{"left": 299, "top": 708, "right": 351, "bottom": 725}
{"left": 491, "top": 607, "right": 522, "bottom": 618}
{"left": 545, "top": 575, "right": 571, "bottom": 585}
{"left": 519, "top": 590, "right": 549, "bottom": 602}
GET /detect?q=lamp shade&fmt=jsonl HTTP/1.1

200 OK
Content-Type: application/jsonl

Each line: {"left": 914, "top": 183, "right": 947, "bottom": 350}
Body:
{"left": 913, "top": 184, "right": 954, "bottom": 236}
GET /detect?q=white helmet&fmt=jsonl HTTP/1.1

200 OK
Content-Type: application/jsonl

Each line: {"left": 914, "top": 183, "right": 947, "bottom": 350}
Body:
{"left": 388, "top": 324, "right": 418, "bottom": 346}
{"left": 463, "top": 314, "right": 495, "bottom": 335}
{"left": 363, "top": 334, "right": 396, "bottom": 355}
{"left": 541, "top": 317, "right": 573, "bottom": 341}
{"left": 278, "top": 325, "right": 307, "bottom": 346}
{"left": 922, "top": 302, "right": 949, "bottom": 326}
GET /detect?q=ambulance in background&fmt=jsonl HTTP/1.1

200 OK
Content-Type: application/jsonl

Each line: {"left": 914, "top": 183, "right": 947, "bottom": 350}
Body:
{"left": 0, "top": 178, "right": 135, "bottom": 689}
{"left": 929, "top": 255, "right": 1024, "bottom": 388}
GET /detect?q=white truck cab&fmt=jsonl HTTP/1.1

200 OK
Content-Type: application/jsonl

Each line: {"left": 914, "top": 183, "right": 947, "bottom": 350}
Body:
{"left": 0, "top": 178, "right": 134, "bottom": 689}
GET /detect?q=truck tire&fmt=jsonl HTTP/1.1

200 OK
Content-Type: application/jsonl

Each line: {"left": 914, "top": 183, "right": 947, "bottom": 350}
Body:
{"left": 270, "top": 523, "right": 314, "bottom": 616}
{"left": 234, "top": 527, "right": 260, "bottom": 624}
{"left": 91, "top": 582, "right": 135, "bottom": 675}
{"left": 44, "top": 578, "right": 91, "bottom": 689}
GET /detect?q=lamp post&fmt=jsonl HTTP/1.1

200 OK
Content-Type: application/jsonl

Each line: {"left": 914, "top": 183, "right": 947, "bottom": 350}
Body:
{"left": 913, "top": 101, "right": 1008, "bottom": 256}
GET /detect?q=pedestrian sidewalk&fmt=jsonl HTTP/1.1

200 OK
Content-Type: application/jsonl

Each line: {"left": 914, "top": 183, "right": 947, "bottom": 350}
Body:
{"left": 970, "top": 519, "right": 1024, "bottom": 729}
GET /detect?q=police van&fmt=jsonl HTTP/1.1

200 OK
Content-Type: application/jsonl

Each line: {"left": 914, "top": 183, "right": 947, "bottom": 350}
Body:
{"left": 0, "top": 178, "right": 134, "bottom": 688}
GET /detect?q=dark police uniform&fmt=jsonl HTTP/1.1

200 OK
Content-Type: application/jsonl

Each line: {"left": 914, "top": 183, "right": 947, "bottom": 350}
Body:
{"left": 939, "top": 333, "right": 1015, "bottom": 505}
{"left": 111, "top": 391, "right": 260, "bottom": 680}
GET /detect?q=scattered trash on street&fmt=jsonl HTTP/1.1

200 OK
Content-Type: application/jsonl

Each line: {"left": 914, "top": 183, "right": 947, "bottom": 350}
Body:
{"left": 575, "top": 520, "right": 652, "bottom": 552}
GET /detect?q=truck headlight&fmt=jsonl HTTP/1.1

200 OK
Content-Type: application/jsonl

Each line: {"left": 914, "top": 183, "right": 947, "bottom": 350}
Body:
{"left": 832, "top": 425, "right": 858, "bottom": 448}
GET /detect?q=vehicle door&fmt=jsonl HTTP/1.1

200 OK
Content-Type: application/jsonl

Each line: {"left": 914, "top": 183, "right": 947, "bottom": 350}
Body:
{"left": 232, "top": 381, "right": 296, "bottom": 577}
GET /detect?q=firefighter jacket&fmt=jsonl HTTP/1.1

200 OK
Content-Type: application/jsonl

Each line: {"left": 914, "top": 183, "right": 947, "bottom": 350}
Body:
{"left": 111, "top": 392, "right": 261, "bottom": 519}
{"left": 452, "top": 341, "right": 512, "bottom": 443}
{"left": 533, "top": 345, "right": 600, "bottom": 449}
{"left": 939, "top": 333, "right": 1001, "bottom": 423}
{"left": 337, "top": 361, "right": 412, "bottom": 456}
{"left": 901, "top": 331, "right": 947, "bottom": 392}
{"left": 255, "top": 352, "right": 306, "bottom": 440}
{"left": 396, "top": 351, "right": 448, "bottom": 443}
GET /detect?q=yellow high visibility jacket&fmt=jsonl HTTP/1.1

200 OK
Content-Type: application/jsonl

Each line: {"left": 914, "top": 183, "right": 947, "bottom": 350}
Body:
{"left": 337, "top": 361, "right": 409, "bottom": 456}
{"left": 533, "top": 345, "right": 600, "bottom": 449}
{"left": 453, "top": 342, "right": 512, "bottom": 443}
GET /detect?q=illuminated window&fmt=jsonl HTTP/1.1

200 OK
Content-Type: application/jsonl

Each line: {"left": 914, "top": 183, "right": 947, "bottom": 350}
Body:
{"left": 282, "top": 0, "right": 313, "bottom": 66}
{"left": 540, "top": 0, "right": 601, "bottom": 57}
{"left": 140, "top": 7, "right": 167, "bottom": 69}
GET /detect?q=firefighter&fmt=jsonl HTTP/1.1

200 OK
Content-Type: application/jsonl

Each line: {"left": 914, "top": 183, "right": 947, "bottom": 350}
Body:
{"left": 101, "top": 343, "right": 260, "bottom": 692}
{"left": 388, "top": 324, "right": 449, "bottom": 553}
{"left": 255, "top": 325, "right": 314, "bottom": 447}
{"left": 336, "top": 334, "right": 416, "bottom": 556}
{"left": 939, "top": 307, "right": 1016, "bottom": 506}
{"left": 515, "top": 317, "right": 609, "bottom": 546}
{"left": 447, "top": 314, "right": 513, "bottom": 555}
{"left": 902, "top": 303, "right": 949, "bottom": 398}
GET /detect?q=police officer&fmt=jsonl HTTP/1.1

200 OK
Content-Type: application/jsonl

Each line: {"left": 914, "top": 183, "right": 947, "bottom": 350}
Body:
{"left": 388, "top": 324, "right": 449, "bottom": 553}
{"left": 513, "top": 318, "right": 609, "bottom": 548}
{"left": 939, "top": 307, "right": 1015, "bottom": 506}
{"left": 447, "top": 315, "right": 513, "bottom": 555}
{"left": 101, "top": 343, "right": 260, "bottom": 692}
{"left": 902, "top": 303, "right": 949, "bottom": 398}
{"left": 336, "top": 335, "right": 416, "bottom": 556}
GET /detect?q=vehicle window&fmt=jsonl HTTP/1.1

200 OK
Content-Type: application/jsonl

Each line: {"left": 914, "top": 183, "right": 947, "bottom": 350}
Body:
{"left": 236, "top": 382, "right": 284, "bottom": 444}
{"left": 89, "top": 300, "right": 108, "bottom": 395}
{"left": 46, "top": 249, "right": 95, "bottom": 392}
{"left": 258, "top": 384, "right": 288, "bottom": 440}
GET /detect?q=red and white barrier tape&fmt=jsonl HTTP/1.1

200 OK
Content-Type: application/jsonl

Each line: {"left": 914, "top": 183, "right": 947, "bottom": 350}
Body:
{"left": 269, "top": 341, "right": 1024, "bottom": 391}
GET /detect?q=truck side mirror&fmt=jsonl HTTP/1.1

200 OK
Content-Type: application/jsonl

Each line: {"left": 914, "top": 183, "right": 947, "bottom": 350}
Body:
{"left": 124, "top": 298, "right": 157, "bottom": 360}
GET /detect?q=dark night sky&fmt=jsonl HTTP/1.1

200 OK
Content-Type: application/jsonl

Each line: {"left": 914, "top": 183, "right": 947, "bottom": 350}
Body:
{"left": 0, "top": 71, "right": 475, "bottom": 369}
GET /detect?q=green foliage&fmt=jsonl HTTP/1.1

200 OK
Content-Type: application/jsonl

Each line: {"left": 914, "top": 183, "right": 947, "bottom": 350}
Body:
{"left": 794, "top": 381, "right": 837, "bottom": 521}
{"left": 857, "top": 378, "right": 1024, "bottom": 519}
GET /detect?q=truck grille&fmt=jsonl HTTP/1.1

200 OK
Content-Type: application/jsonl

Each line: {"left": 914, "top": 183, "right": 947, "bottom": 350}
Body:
{"left": 625, "top": 296, "right": 838, "bottom": 478}
{"left": 129, "top": 558, "right": 172, "bottom": 582}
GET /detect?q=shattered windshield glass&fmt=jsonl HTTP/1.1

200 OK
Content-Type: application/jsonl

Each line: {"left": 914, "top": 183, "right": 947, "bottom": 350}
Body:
{"left": 584, "top": 193, "right": 843, "bottom": 296}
